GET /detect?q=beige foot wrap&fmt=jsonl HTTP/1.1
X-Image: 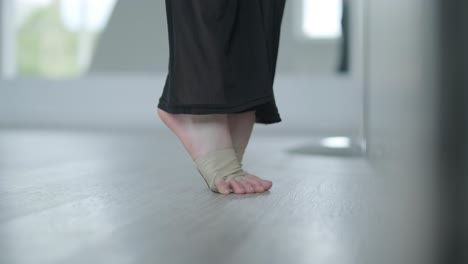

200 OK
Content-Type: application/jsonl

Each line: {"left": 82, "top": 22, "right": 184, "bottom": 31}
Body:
{"left": 194, "top": 148, "right": 246, "bottom": 193}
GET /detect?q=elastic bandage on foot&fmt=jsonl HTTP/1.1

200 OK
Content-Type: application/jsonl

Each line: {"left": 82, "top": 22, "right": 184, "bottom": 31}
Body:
{"left": 194, "top": 148, "right": 246, "bottom": 193}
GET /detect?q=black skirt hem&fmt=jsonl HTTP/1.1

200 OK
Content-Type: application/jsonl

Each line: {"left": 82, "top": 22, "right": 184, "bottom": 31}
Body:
{"left": 157, "top": 95, "right": 282, "bottom": 125}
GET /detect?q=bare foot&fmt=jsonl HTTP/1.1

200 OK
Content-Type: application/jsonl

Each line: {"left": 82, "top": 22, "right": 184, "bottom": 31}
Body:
{"left": 158, "top": 108, "right": 271, "bottom": 195}
{"left": 213, "top": 174, "right": 272, "bottom": 195}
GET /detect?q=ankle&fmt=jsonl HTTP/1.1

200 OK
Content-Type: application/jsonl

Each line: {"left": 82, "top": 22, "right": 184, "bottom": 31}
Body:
{"left": 158, "top": 108, "right": 179, "bottom": 128}
{"left": 234, "top": 147, "right": 246, "bottom": 164}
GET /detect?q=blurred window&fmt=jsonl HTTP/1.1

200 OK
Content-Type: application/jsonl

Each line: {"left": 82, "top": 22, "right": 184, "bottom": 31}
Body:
{"left": 2, "top": 0, "right": 116, "bottom": 79}
{"left": 302, "top": 0, "right": 342, "bottom": 39}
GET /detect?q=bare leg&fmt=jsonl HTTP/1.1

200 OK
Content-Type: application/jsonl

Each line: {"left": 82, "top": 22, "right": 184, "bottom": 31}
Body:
{"left": 228, "top": 111, "right": 273, "bottom": 191}
{"left": 227, "top": 111, "right": 256, "bottom": 151}
{"left": 158, "top": 108, "right": 269, "bottom": 194}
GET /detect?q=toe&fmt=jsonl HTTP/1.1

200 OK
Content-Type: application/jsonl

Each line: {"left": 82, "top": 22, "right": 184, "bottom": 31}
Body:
{"left": 261, "top": 179, "right": 273, "bottom": 191}
{"left": 229, "top": 179, "right": 245, "bottom": 194}
{"left": 246, "top": 178, "right": 265, "bottom": 193}
{"left": 248, "top": 175, "right": 272, "bottom": 191}
{"left": 237, "top": 178, "right": 255, "bottom": 193}
{"left": 215, "top": 180, "right": 231, "bottom": 195}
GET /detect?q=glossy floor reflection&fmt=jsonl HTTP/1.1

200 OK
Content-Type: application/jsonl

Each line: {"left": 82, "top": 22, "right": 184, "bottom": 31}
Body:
{"left": 0, "top": 129, "right": 431, "bottom": 264}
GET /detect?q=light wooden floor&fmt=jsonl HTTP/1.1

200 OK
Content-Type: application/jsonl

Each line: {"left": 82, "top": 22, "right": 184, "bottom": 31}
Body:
{"left": 0, "top": 129, "right": 431, "bottom": 264}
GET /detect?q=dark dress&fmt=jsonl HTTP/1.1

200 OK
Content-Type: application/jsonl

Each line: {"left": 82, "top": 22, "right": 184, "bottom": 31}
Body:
{"left": 158, "top": 0, "right": 286, "bottom": 124}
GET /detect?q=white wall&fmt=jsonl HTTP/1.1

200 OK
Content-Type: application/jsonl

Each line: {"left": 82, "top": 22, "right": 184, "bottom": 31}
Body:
{"left": 0, "top": 1, "right": 3, "bottom": 75}
{"left": 89, "top": 0, "right": 168, "bottom": 73}
{"left": 363, "top": 0, "right": 440, "bottom": 263}
{"left": 365, "top": 0, "right": 439, "bottom": 162}
{"left": 0, "top": 74, "right": 361, "bottom": 136}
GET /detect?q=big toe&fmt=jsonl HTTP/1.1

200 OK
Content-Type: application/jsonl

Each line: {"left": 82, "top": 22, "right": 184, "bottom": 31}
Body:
{"left": 261, "top": 180, "right": 273, "bottom": 191}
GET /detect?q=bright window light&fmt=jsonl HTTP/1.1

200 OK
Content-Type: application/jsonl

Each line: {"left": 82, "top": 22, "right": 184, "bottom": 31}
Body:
{"left": 60, "top": 0, "right": 116, "bottom": 32}
{"left": 320, "top": 137, "right": 351, "bottom": 149}
{"left": 302, "top": 0, "right": 342, "bottom": 39}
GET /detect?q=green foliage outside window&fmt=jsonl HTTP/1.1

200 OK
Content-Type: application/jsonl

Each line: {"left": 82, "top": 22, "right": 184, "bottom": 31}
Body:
{"left": 17, "top": 1, "right": 79, "bottom": 78}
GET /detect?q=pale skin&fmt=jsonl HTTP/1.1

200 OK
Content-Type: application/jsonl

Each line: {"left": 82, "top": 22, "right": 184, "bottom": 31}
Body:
{"left": 157, "top": 108, "right": 273, "bottom": 195}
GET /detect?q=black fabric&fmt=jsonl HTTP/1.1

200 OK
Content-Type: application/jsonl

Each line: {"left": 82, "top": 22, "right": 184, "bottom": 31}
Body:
{"left": 158, "top": 0, "right": 286, "bottom": 124}
{"left": 338, "top": 0, "right": 350, "bottom": 73}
